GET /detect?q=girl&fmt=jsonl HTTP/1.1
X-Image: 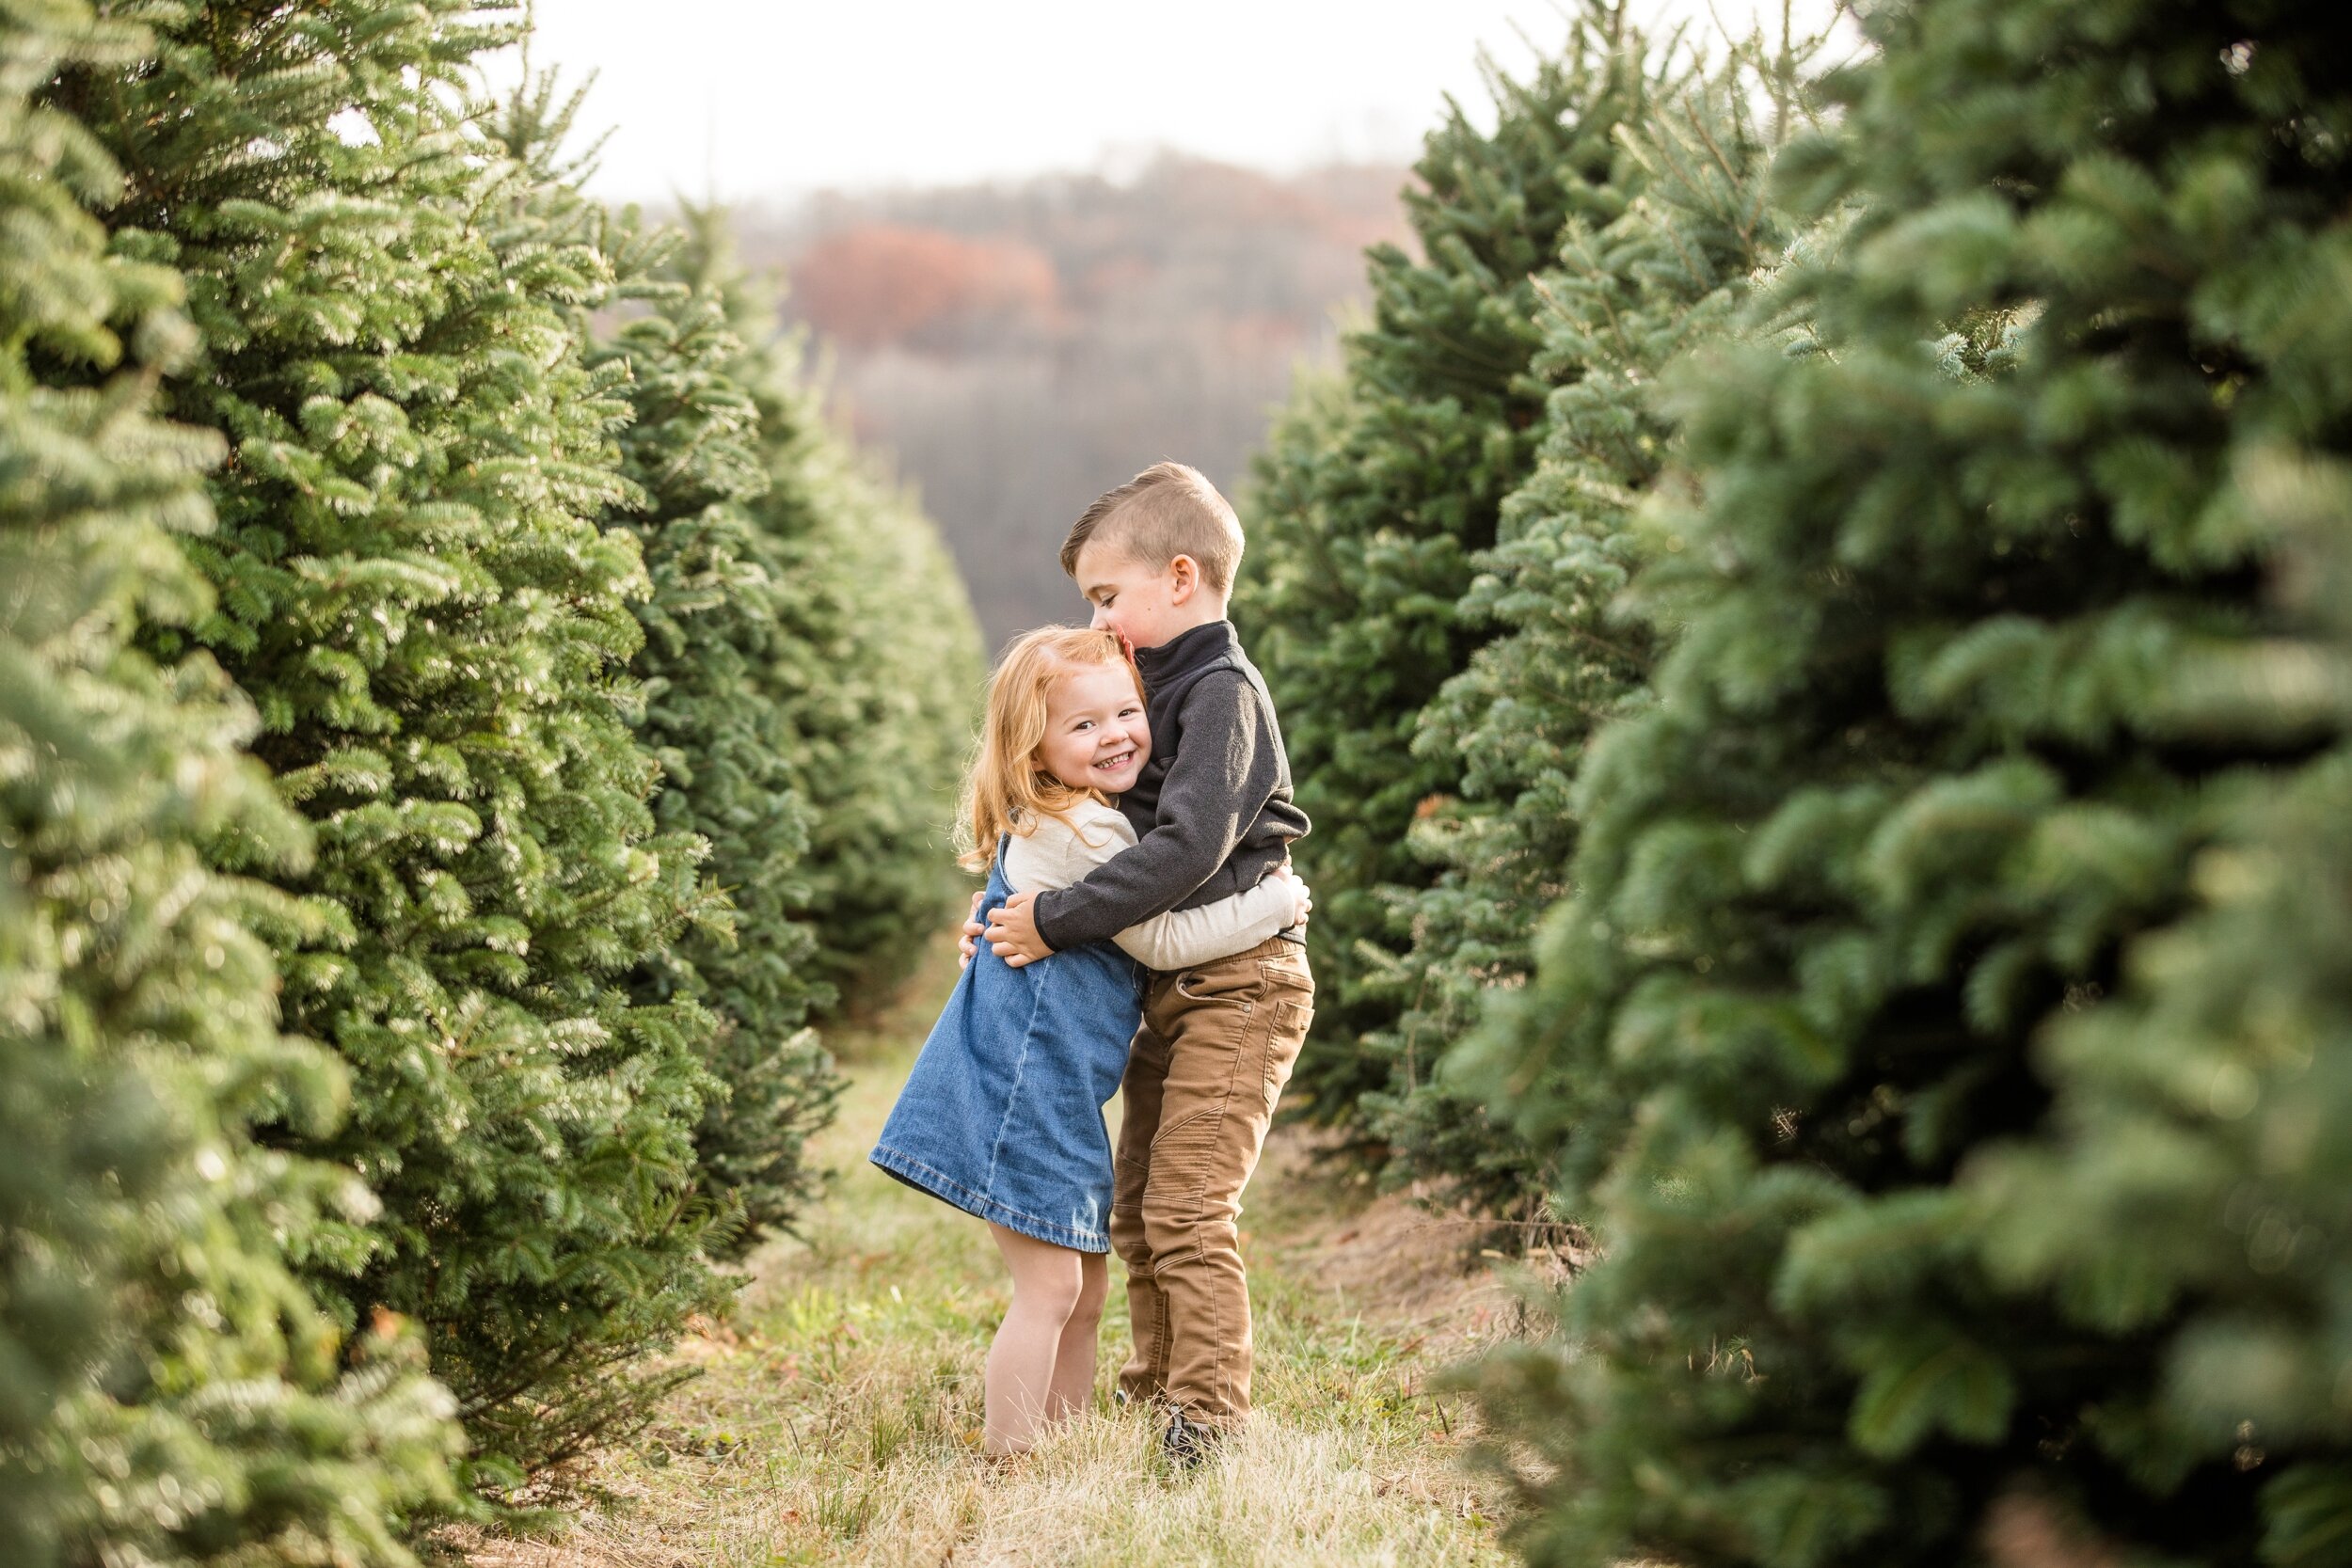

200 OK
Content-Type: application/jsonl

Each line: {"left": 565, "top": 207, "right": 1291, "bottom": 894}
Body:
{"left": 870, "top": 626, "right": 1309, "bottom": 1458}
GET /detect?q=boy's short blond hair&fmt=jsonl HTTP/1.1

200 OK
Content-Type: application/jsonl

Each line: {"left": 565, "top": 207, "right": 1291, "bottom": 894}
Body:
{"left": 1060, "top": 461, "right": 1245, "bottom": 593}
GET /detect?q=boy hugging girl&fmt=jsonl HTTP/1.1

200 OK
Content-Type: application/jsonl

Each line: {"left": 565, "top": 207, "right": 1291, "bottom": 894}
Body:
{"left": 870, "top": 461, "right": 1316, "bottom": 1469}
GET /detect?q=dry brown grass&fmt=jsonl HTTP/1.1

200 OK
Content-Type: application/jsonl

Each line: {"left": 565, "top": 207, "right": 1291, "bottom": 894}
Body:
{"left": 445, "top": 951, "right": 1518, "bottom": 1567}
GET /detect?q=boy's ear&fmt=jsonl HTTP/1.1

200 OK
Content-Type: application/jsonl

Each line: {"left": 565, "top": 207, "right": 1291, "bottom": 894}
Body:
{"left": 1168, "top": 553, "right": 1200, "bottom": 603}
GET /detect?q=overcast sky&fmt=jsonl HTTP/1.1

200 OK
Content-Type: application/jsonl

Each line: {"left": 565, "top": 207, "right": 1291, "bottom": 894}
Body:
{"left": 494, "top": 1, "right": 1850, "bottom": 204}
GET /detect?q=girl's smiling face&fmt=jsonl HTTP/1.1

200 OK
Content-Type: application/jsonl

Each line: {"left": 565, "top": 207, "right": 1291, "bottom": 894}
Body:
{"left": 1038, "top": 660, "right": 1150, "bottom": 796}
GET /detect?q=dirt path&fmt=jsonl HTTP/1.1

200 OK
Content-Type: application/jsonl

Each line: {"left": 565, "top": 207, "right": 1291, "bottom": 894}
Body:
{"left": 452, "top": 954, "right": 1522, "bottom": 1567}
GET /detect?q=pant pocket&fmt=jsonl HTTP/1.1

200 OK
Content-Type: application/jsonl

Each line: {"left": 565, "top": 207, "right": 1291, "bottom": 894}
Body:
{"left": 1264, "top": 997, "right": 1312, "bottom": 1103}
{"left": 1174, "top": 964, "right": 1259, "bottom": 1010}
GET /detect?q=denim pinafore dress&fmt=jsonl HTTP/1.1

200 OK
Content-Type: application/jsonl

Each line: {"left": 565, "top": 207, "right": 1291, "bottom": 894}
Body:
{"left": 871, "top": 838, "right": 1145, "bottom": 1252}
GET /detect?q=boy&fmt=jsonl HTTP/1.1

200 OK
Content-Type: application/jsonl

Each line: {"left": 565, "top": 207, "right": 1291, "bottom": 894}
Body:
{"left": 977, "top": 461, "right": 1314, "bottom": 1466}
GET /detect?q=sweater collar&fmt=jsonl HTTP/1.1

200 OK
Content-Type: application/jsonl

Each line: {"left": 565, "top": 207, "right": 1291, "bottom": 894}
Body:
{"left": 1134, "top": 619, "right": 1236, "bottom": 685}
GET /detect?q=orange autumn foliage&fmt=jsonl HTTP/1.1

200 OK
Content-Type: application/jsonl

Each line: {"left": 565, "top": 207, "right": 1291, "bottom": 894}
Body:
{"left": 791, "top": 223, "right": 1057, "bottom": 348}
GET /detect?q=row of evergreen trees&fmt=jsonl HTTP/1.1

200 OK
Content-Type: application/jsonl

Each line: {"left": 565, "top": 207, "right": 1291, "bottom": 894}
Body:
{"left": 2, "top": 2, "right": 979, "bottom": 1561}
{"left": 1245, "top": 5, "right": 1813, "bottom": 1202}
{"left": 1246, "top": 0, "right": 2352, "bottom": 1562}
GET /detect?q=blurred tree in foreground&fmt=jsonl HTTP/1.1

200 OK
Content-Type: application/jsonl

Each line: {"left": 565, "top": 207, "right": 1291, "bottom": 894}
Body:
{"left": 1454, "top": 2, "right": 2352, "bottom": 1563}
{"left": 1, "top": 4, "right": 460, "bottom": 1560}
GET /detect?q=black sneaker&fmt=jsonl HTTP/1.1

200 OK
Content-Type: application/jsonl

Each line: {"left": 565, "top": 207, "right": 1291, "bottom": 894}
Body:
{"left": 1162, "top": 1409, "right": 1219, "bottom": 1470}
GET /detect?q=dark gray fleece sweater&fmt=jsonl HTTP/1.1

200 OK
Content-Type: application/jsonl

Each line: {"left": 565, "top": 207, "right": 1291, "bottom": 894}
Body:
{"left": 1031, "top": 620, "right": 1311, "bottom": 954}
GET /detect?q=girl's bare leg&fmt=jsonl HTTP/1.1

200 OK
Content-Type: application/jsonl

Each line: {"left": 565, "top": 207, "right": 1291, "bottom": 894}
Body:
{"left": 984, "top": 1223, "right": 1086, "bottom": 1456}
{"left": 1046, "top": 1249, "right": 1110, "bottom": 1421}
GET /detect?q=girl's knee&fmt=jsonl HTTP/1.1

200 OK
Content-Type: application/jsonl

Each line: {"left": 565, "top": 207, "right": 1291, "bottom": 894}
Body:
{"left": 992, "top": 1223, "right": 1089, "bottom": 1321}
{"left": 1073, "top": 1253, "right": 1111, "bottom": 1319}
{"left": 1013, "top": 1259, "right": 1087, "bottom": 1323}
{"left": 1027, "top": 1278, "right": 1085, "bottom": 1324}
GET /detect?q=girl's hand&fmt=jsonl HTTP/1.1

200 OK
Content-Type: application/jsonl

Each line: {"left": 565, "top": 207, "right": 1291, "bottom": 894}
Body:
{"left": 958, "top": 890, "right": 983, "bottom": 971}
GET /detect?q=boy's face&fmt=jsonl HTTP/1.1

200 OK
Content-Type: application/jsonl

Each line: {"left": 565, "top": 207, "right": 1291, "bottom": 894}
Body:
{"left": 1072, "top": 538, "right": 1200, "bottom": 652}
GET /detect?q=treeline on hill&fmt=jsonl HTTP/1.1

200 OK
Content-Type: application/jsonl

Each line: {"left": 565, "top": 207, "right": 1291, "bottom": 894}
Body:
{"left": 1246, "top": 1, "right": 2352, "bottom": 1564}
{"left": 738, "top": 156, "right": 1408, "bottom": 650}
{"left": 1, "top": 3, "right": 979, "bottom": 1564}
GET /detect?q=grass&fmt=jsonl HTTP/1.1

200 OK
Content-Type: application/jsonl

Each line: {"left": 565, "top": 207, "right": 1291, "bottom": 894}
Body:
{"left": 450, "top": 947, "right": 1519, "bottom": 1567}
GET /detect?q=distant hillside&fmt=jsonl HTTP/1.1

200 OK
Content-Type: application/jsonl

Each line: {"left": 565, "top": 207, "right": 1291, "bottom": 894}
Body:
{"left": 732, "top": 153, "right": 1412, "bottom": 650}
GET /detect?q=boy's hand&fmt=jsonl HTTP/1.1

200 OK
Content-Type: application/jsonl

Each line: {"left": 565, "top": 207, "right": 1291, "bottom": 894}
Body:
{"left": 958, "top": 890, "right": 984, "bottom": 972}
{"left": 984, "top": 890, "right": 1055, "bottom": 968}
{"left": 1272, "top": 864, "right": 1312, "bottom": 928}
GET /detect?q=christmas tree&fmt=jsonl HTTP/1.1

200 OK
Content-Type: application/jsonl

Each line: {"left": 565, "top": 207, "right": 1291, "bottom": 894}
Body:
{"left": 1374, "top": 29, "right": 1816, "bottom": 1210}
{"left": 480, "top": 71, "right": 850, "bottom": 1256}
{"left": 1454, "top": 2, "right": 2352, "bottom": 1562}
{"left": 596, "top": 214, "right": 849, "bottom": 1252}
{"left": 587, "top": 204, "right": 978, "bottom": 1242}
{"left": 2, "top": 4, "right": 459, "bottom": 1560}
{"left": 601, "top": 205, "right": 857, "bottom": 1249}
{"left": 1239, "top": 2, "right": 1657, "bottom": 1138}
{"left": 721, "top": 266, "right": 982, "bottom": 998}
{"left": 49, "top": 0, "right": 732, "bottom": 1494}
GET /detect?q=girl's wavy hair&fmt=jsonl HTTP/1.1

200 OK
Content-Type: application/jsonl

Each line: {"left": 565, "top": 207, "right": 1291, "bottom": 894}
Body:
{"left": 957, "top": 626, "right": 1143, "bottom": 872}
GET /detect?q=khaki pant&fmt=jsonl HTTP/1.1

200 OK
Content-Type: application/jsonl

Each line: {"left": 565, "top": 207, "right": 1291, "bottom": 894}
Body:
{"left": 1109, "top": 936, "right": 1315, "bottom": 1430}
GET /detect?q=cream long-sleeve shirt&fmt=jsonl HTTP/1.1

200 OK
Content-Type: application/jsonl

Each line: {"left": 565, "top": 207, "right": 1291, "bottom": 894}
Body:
{"left": 1004, "top": 801, "right": 1294, "bottom": 972}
